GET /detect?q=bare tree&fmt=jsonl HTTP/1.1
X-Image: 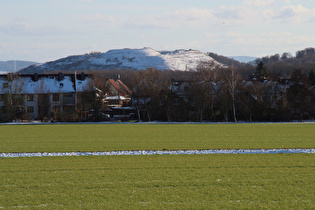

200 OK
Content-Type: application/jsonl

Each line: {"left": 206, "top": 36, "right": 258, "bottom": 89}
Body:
{"left": 221, "top": 67, "right": 241, "bottom": 122}
{"left": 190, "top": 81, "right": 218, "bottom": 121}
{"left": 79, "top": 78, "right": 103, "bottom": 121}
{"left": 286, "top": 69, "right": 314, "bottom": 120}
{"left": 196, "top": 61, "right": 221, "bottom": 82}
{"left": 1, "top": 74, "right": 26, "bottom": 121}
{"left": 190, "top": 61, "right": 222, "bottom": 121}
{"left": 33, "top": 78, "right": 50, "bottom": 121}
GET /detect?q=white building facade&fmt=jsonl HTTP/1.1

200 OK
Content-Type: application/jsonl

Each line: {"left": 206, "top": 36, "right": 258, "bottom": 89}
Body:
{"left": 0, "top": 73, "right": 92, "bottom": 121}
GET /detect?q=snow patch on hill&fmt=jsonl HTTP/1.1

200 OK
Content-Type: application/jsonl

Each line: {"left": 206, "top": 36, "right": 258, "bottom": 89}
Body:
{"left": 19, "top": 47, "right": 220, "bottom": 73}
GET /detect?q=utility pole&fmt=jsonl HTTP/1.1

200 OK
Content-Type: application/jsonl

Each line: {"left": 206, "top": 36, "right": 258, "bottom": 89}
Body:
{"left": 74, "top": 71, "right": 77, "bottom": 111}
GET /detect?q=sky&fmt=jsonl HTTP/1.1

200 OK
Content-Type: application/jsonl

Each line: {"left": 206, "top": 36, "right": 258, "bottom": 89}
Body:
{"left": 1, "top": 0, "right": 315, "bottom": 63}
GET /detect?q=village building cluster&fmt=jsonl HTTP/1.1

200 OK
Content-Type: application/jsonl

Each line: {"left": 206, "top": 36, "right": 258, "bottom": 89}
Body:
{"left": 0, "top": 69, "right": 315, "bottom": 122}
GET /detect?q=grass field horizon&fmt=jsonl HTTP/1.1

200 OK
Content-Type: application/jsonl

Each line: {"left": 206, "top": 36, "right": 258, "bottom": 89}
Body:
{"left": 1, "top": 123, "right": 314, "bottom": 208}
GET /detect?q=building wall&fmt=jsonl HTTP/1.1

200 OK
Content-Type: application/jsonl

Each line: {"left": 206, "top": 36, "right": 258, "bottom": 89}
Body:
{"left": 0, "top": 73, "right": 92, "bottom": 121}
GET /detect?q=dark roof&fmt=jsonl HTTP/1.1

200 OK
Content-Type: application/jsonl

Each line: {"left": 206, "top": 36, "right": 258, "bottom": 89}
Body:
{"left": 0, "top": 72, "right": 92, "bottom": 82}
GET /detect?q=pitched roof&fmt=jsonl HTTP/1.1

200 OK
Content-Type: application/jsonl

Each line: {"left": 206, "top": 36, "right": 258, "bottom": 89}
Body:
{"left": 117, "top": 79, "right": 132, "bottom": 95}
{"left": 107, "top": 79, "right": 132, "bottom": 97}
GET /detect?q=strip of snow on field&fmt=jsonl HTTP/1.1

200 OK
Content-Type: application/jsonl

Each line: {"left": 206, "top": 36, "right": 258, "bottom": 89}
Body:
{"left": 1, "top": 148, "right": 315, "bottom": 158}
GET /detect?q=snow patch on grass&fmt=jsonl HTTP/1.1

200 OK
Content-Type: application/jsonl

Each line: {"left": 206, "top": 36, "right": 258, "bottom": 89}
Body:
{"left": 1, "top": 148, "right": 314, "bottom": 158}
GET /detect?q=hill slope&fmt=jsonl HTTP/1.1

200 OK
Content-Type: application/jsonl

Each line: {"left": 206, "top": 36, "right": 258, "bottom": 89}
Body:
{"left": 19, "top": 47, "right": 220, "bottom": 73}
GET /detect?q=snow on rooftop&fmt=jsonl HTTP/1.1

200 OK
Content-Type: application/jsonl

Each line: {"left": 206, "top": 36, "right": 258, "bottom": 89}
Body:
{"left": 106, "top": 96, "right": 130, "bottom": 100}
{"left": 0, "top": 75, "right": 91, "bottom": 94}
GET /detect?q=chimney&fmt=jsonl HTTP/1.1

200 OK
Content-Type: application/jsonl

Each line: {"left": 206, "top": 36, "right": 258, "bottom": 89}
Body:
{"left": 33, "top": 73, "right": 39, "bottom": 81}
{"left": 58, "top": 72, "right": 64, "bottom": 81}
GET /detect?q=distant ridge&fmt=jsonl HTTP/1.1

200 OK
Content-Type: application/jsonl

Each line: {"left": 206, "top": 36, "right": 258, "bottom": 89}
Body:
{"left": 229, "top": 56, "right": 258, "bottom": 63}
{"left": 0, "top": 60, "right": 38, "bottom": 73}
{"left": 18, "top": 47, "right": 221, "bottom": 73}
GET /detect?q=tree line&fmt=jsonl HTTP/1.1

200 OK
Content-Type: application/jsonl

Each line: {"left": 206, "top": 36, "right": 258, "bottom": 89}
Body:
{"left": 90, "top": 59, "right": 315, "bottom": 122}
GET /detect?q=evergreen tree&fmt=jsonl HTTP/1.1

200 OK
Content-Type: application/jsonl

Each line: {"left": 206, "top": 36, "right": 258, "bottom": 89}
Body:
{"left": 254, "top": 61, "right": 269, "bottom": 81}
{"left": 309, "top": 69, "right": 315, "bottom": 86}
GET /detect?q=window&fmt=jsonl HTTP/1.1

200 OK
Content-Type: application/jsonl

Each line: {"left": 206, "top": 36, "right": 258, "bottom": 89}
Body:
{"left": 27, "top": 106, "right": 34, "bottom": 113}
{"left": 63, "top": 94, "right": 74, "bottom": 98}
{"left": 63, "top": 106, "right": 75, "bottom": 112}
{"left": 173, "top": 98, "right": 181, "bottom": 106}
{"left": 63, "top": 94, "right": 74, "bottom": 104}
{"left": 27, "top": 95, "right": 34, "bottom": 101}
{"left": 59, "top": 83, "right": 64, "bottom": 88}
{"left": 3, "top": 83, "right": 8, "bottom": 88}
{"left": 53, "top": 93, "right": 59, "bottom": 102}
{"left": 63, "top": 94, "right": 73, "bottom": 99}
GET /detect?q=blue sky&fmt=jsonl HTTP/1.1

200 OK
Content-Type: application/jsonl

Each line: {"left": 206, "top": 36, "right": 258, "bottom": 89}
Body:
{"left": 1, "top": 0, "right": 315, "bottom": 62}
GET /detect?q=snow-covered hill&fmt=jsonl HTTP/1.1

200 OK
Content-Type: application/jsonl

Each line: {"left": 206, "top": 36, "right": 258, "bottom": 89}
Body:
{"left": 19, "top": 47, "right": 220, "bottom": 73}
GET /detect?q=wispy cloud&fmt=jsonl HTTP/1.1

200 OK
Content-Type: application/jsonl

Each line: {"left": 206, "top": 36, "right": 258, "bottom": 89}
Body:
{"left": 75, "top": 1, "right": 315, "bottom": 32}
{"left": 0, "top": 16, "right": 75, "bottom": 37}
{"left": 81, "top": 13, "right": 117, "bottom": 24}
{"left": 267, "top": 4, "right": 315, "bottom": 23}
{"left": 122, "top": 6, "right": 255, "bottom": 30}
{"left": 119, "top": 8, "right": 213, "bottom": 30}
{"left": 1, "top": 0, "right": 315, "bottom": 61}
{"left": 203, "top": 30, "right": 315, "bottom": 56}
{"left": 171, "top": 8, "right": 214, "bottom": 21}
{"left": 244, "top": 0, "right": 275, "bottom": 7}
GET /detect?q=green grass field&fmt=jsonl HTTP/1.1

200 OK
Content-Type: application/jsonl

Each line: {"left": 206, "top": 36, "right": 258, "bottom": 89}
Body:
{"left": 1, "top": 123, "right": 315, "bottom": 152}
{"left": 1, "top": 123, "right": 315, "bottom": 208}
{"left": 1, "top": 154, "right": 314, "bottom": 209}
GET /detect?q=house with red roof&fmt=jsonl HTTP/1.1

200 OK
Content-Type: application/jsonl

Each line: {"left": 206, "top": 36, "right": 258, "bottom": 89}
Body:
{"left": 104, "top": 79, "right": 132, "bottom": 108}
